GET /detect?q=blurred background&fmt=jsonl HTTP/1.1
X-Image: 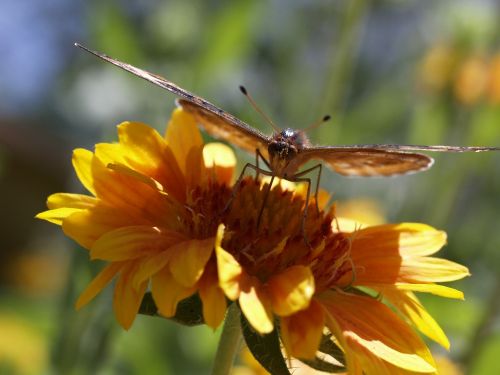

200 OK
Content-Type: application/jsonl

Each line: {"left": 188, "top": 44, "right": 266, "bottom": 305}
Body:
{"left": 1, "top": 0, "right": 499, "bottom": 374}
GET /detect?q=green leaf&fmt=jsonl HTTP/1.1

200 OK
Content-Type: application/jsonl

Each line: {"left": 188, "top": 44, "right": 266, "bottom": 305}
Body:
{"left": 138, "top": 292, "right": 205, "bottom": 326}
{"left": 240, "top": 313, "right": 290, "bottom": 375}
{"left": 298, "top": 333, "right": 346, "bottom": 373}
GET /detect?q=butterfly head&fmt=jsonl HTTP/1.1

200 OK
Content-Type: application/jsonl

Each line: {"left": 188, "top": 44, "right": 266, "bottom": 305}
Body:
{"left": 268, "top": 128, "right": 309, "bottom": 177}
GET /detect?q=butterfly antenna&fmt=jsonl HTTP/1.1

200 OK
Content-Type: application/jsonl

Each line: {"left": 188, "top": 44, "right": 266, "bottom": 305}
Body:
{"left": 303, "top": 114, "right": 331, "bottom": 131}
{"left": 239, "top": 86, "right": 280, "bottom": 132}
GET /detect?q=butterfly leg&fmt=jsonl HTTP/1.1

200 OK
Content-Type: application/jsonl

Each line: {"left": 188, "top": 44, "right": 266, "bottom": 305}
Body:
{"left": 289, "top": 174, "right": 313, "bottom": 246}
{"left": 291, "top": 164, "right": 322, "bottom": 216}
{"left": 256, "top": 174, "right": 275, "bottom": 229}
{"left": 255, "top": 149, "right": 271, "bottom": 181}
{"left": 223, "top": 162, "right": 273, "bottom": 215}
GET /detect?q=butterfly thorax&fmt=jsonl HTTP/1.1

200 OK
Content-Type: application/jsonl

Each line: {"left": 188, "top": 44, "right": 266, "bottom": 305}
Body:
{"left": 268, "top": 128, "right": 310, "bottom": 178}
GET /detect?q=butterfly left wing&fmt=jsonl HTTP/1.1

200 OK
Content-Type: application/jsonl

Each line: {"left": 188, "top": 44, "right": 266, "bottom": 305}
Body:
{"left": 177, "top": 99, "right": 270, "bottom": 158}
{"left": 294, "top": 144, "right": 499, "bottom": 177}
{"left": 75, "top": 43, "right": 271, "bottom": 158}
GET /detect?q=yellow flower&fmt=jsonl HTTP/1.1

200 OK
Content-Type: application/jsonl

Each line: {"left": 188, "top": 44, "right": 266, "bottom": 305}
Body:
{"left": 37, "top": 107, "right": 469, "bottom": 374}
{"left": 216, "top": 184, "right": 469, "bottom": 373}
{"left": 37, "top": 108, "right": 235, "bottom": 329}
{"left": 454, "top": 55, "right": 489, "bottom": 105}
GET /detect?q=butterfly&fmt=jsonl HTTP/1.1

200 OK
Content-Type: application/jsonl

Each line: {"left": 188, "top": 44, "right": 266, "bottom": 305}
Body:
{"left": 75, "top": 43, "right": 499, "bottom": 233}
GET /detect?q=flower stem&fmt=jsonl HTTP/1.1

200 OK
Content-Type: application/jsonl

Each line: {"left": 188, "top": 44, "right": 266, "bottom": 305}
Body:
{"left": 211, "top": 303, "right": 243, "bottom": 375}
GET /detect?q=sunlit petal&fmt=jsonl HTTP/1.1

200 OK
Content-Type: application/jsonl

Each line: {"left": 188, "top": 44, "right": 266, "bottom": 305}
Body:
{"left": 267, "top": 265, "right": 315, "bottom": 316}
{"left": 72, "top": 148, "right": 96, "bottom": 195}
{"left": 239, "top": 277, "right": 274, "bottom": 334}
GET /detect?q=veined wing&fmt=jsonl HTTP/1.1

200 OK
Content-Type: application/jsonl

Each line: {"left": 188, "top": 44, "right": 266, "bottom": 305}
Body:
{"left": 75, "top": 43, "right": 270, "bottom": 155}
{"left": 295, "top": 144, "right": 499, "bottom": 176}
{"left": 177, "top": 99, "right": 270, "bottom": 157}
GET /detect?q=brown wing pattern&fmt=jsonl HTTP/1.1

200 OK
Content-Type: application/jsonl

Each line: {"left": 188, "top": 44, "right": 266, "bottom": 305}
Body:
{"left": 177, "top": 99, "right": 270, "bottom": 157}
{"left": 75, "top": 43, "right": 270, "bottom": 155}
{"left": 295, "top": 143, "right": 499, "bottom": 176}
{"left": 295, "top": 147, "right": 434, "bottom": 176}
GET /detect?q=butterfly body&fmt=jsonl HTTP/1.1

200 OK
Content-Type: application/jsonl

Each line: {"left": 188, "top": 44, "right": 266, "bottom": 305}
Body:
{"left": 267, "top": 128, "right": 310, "bottom": 178}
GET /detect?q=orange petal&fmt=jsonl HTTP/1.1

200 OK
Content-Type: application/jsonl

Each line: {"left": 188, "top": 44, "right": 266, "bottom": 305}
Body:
{"left": 198, "top": 263, "right": 227, "bottom": 329}
{"left": 90, "top": 226, "right": 178, "bottom": 261}
{"left": 215, "top": 224, "right": 243, "bottom": 300}
{"left": 239, "top": 277, "right": 274, "bottom": 334}
{"left": 113, "top": 262, "right": 148, "bottom": 330}
{"left": 380, "top": 288, "right": 450, "bottom": 349}
{"left": 203, "top": 143, "right": 236, "bottom": 185}
{"left": 267, "top": 265, "right": 315, "bottom": 316}
{"left": 280, "top": 299, "right": 325, "bottom": 359}
{"left": 169, "top": 237, "right": 215, "bottom": 287}
{"left": 76, "top": 262, "right": 122, "bottom": 309}
{"left": 165, "top": 107, "right": 203, "bottom": 175}
{"left": 132, "top": 251, "right": 174, "bottom": 289}
{"left": 72, "top": 148, "right": 96, "bottom": 195}
{"left": 151, "top": 267, "right": 196, "bottom": 317}
{"left": 320, "top": 290, "right": 436, "bottom": 373}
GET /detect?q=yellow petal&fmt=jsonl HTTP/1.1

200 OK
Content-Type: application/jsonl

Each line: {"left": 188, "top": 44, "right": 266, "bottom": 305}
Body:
{"left": 62, "top": 206, "right": 135, "bottom": 249}
{"left": 203, "top": 142, "right": 236, "bottom": 185}
{"left": 90, "top": 226, "right": 179, "bottom": 261}
{"left": 107, "top": 163, "right": 165, "bottom": 192}
{"left": 198, "top": 263, "right": 227, "bottom": 329}
{"left": 215, "top": 224, "right": 243, "bottom": 300}
{"left": 393, "top": 283, "right": 465, "bottom": 299}
{"left": 380, "top": 288, "right": 450, "bottom": 349}
{"left": 399, "top": 257, "right": 470, "bottom": 283}
{"left": 151, "top": 267, "right": 196, "bottom": 317}
{"left": 239, "top": 277, "right": 274, "bottom": 334}
{"left": 94, "top": 142, "right": 127, "bottom": 166}
{"left": 113, "top": 262, "right": 148, "bottom": 330}
{"left": 281, "top": 299, "right": 325, "bottom": 359}
{"left": 72, "top": 148, "right": 96, "bottom": 195}
{"left": 36, "top": 208, "right": 83, "bottom": 225}
{"left": 169, "top": 238, "right": 215, "bottom": 287}
{"left": 47, "top": 193, "right": 97, "bottom": 210}
{"left": 351, "top": 223, "right": 447, "bottom": 258}
{"left": 116, "top": 121, "right": 186, "bottom": 199}
{"left": 267, "top": 265, "right": 315, "bottom": 316}
{"left": 76, "top": 262, "right": 122, "bottom": 309}
{"left": 320, "top": 290, "right": 436, "bottom": 373}
{"left": 347, "top": 255, "right": 470, "bottom": 287}
{"left": 165, "top": 107, "right": 203, "bottom": 175}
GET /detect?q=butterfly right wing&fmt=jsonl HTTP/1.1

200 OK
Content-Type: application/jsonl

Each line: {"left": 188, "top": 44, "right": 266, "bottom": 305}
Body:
{"left": 177, "top": 99, "right": 270, "bottom": 158}
{"left": 295, "top": 146, "right": 434, "bottom": 176}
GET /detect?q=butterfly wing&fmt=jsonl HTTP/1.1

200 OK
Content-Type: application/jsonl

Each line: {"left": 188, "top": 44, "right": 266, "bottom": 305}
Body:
{"left": 177, "top": 99, "right": 270, "bottom": 157}
{"left": 295, "top": 144, "right": 499, "bottom": 176}
{"left": 75, "top": 43, "right": 270, "bottom": 157}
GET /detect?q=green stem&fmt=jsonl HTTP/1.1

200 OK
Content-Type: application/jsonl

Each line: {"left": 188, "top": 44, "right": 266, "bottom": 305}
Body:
{"left": 211, "top": 303, "right": 243, "bottom": 375}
